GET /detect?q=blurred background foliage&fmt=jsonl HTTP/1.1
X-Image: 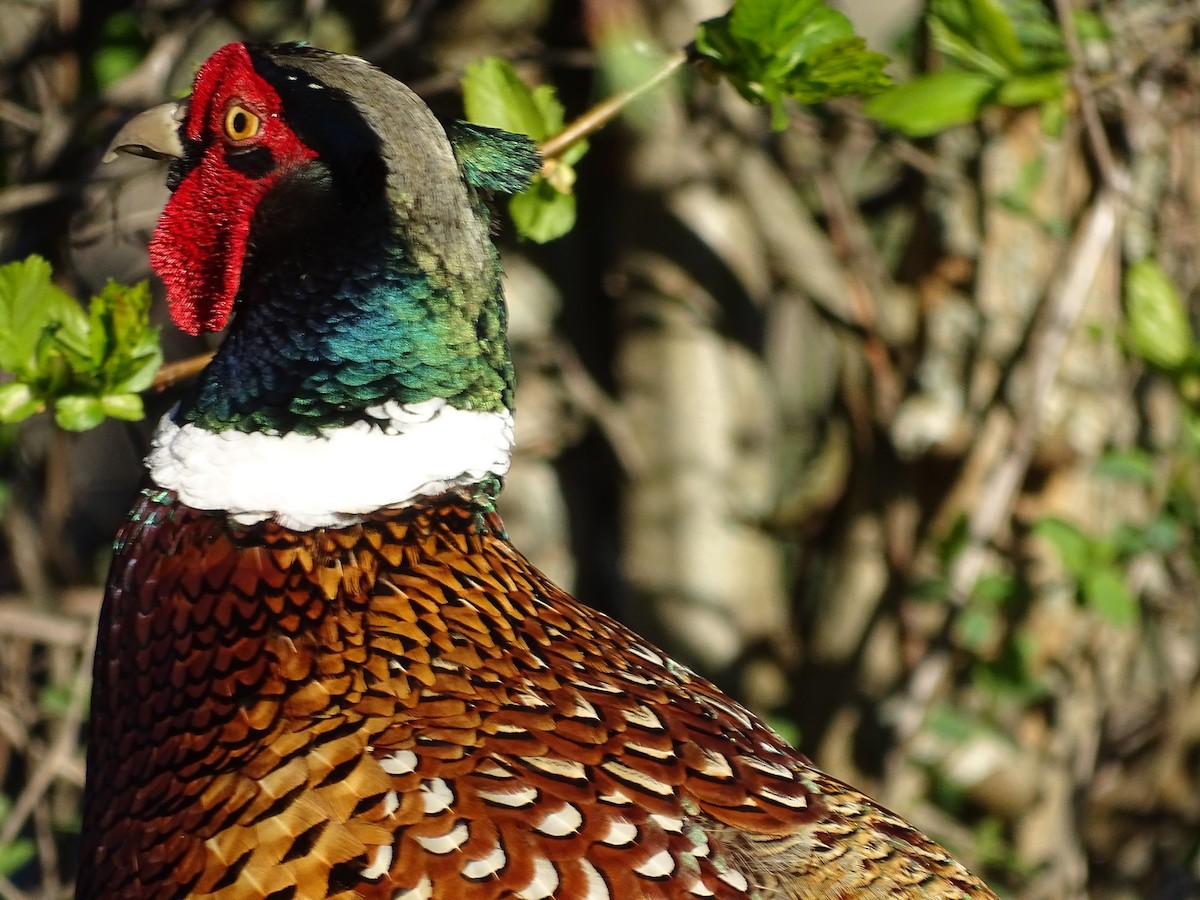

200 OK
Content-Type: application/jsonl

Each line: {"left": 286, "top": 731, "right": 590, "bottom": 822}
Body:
{"left": 1, "top": 0, "right": 1199, "bottom": 897}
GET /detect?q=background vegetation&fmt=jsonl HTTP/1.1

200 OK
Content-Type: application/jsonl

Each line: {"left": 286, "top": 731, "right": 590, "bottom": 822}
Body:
{"left": 1, "top": 0, "right": 1199, "bottom": 897}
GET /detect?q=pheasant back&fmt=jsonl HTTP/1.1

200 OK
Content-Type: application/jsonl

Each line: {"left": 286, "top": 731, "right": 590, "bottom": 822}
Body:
{"left": 82, "top": 489, "right": 992, "bottom": 899}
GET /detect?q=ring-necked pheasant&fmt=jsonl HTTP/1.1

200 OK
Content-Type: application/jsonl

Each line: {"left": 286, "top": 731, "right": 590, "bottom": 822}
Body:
{"left": 81, "top": 42, "right": 997, "bottom": 899}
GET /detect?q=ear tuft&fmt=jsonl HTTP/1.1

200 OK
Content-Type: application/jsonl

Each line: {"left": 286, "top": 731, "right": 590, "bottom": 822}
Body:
{"left": 449, "top": 123, "right": 541, "bottom": 194}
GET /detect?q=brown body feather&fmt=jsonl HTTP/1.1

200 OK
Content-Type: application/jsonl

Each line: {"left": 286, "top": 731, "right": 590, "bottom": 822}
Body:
{"left": 80, "top": 488, "right": 995, "bottom": 899}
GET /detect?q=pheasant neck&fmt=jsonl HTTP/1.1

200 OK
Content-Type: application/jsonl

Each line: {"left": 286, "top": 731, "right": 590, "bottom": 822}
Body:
{"left": 150, "top": 213, "right": 517, "bottom": 529}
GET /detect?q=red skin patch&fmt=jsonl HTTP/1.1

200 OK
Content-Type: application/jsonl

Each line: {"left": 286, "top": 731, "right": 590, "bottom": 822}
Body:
{"left": 148, "top": 43, "right": 318, "bottom": 335}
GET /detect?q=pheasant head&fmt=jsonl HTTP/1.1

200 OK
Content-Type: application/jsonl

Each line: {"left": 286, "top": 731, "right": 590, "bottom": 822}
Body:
{"left": 109, "top": 43, "right": 539, "bottom": 529}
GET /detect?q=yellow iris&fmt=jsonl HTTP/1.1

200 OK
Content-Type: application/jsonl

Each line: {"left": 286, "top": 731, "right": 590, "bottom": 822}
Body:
{"left": 223, "top": 105, "right": 260, "bottom": 142}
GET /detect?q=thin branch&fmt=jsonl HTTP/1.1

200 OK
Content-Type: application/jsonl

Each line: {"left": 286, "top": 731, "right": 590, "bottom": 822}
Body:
{"left": 887, "top": 185, "right": 1122, "bottom": 775}
{"left": 0, "top": 617, "right": 95, "bottom": 849}
{"left": 952, "top": 187, "right": 1120, "bottom": 599}
{"left": 0, "top": 181, "right": 73, "bottom": 216}
{"left": 32, "top": 801, "right": 60, "bottom": 897}
{"left": 1053, "top": 0, "right": 1128, "bottom": 193}
{"left": 361, "top": 0, "right": 440, "bottom": 63}
{"left": 812, "top": 168, "right": 902, "bottom": 421}
{"left": 0, "top": 602, "right": 87, "bottom": 646}
{"left": 151, "top": 352, "right": 213, "bottom": 391}
{"left": 0, "top": 875, "right": 32, "bottom": 900}
{"left": 538, "top": 48, "right": 689, "bottom": 167}
{"left": 555, "top": 343, "right": 645, "bottom": 475}
{"left": 0, "top": 98, "right": 41, "bottom": 132}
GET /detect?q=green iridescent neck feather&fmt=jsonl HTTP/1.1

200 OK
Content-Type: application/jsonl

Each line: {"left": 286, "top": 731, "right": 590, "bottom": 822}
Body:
{"left": 177, "top": 232, "right": 515, "bottom": 435}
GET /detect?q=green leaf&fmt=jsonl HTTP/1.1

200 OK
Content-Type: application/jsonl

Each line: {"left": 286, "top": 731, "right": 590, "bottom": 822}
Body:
{"left": 0, "top": 259, "right": 160, "bottom": 430}
{"left": 462, "top": 57, "right": 561, "bottom": 140}
{"left": 791, "top": 37, "right": 891, "bottom": 105}
{"left": 930, "top": 0, "right": 1026, "bottom": 75}
{"left": 597, "top": 29, "right": 671, "bottom": 132}
{"left": 729, "top": 0, "right": 821, "bottom": 46}
{"left": 1040, "top": 95, "right": 1067, "bottom": 136}
{"left": 1006, "top": 0, "right": 1071, "bottom": 71}
{"left": 93, "top": 12, "right": 149, "bottom": 90}
{"left": 973, "top": 572, "right": 1017, "bottom": 604}
{"left": 462, "top": 58, "right": 584, "bottom": 243}
{"left": 866, "top": 69, "right": 997, "bottom": 137}
{"left": 995, "top": 70, "right": 1068, "bottom": 107}
{"left": 879, "top": 0, "right": 1068, "bottom": 136}
{"left": 973, "top": 627, "right": 1050, "bottom": 703}
{"left": 695, "top": 0, "right": 891, "bottom": 128}
{"left": 54, "top": 395, "right": 106, "bottom": 432}
{"left": 0, "top": 838, "right": 34, "bottom": 878}
{"left": 1093, "top": 449, "right": 1155, "bottom": 485}
{"left": 1141, "top": 514, "right": 1180, "bottom": 554}
{"left": 111, "top": 348, "right": 162, "bottom": 395}
{"left": 938, "top": 512, "right": 972, "bottom": 567}
{"left": 0, "top": 382, "right": 40, "bottom": 423}
{"left": 0, "top": 255, "right": 78, "bottom": 377}
{"left": 925, "top": 703, "right": 979, "bottom": 743}
{"left": 99, "top": 392, "right": 145, "bottom": 421}
{"left": 1082, "top": 567, "right": 1139, "bottom": 626}
{"left": 100, "top": 392, "right": 145, "bottom": 421}
{"left": 1034, "top": 515, "right": 1093, "bottom": 577}
{"left": 1072, "top": 10, "right": 1112, "bottom": 44}
{"left": 510, "top": 179, "right": 578, "bottom": 244}
{"left": 38, "top": 683, "right": 74, "bottom": 716}
{"left": 913, "top": 576, "right": 951, "bottom": 603}
{"left": 88, "top": 280, "right": 162, "bottom": 394}
{"left": 957, "top": 603, "right": 999, "bottom": 651}
{"left": 1125, "top": 258, "right": 1196, "bottom": 372}
{"left": 930, "top": 0, "right": 1068, "bottom": 79}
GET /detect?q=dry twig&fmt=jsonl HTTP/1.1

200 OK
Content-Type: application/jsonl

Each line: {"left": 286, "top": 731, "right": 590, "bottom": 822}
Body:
{"left": 887, "top": 183, "right": 1124, "bottom": 774}
{"left": 0, "top": 617, "right": 96, "bottom": 850}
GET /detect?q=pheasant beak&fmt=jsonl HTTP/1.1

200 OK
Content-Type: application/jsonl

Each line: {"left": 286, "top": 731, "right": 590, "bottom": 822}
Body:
{"left": 104, "top": 99, "right": 189, "bottom": 162}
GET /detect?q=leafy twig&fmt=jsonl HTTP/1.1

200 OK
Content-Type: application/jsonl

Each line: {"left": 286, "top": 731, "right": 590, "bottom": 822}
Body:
{"left": 538, "top": 49, "right": 688, "bottom": 165}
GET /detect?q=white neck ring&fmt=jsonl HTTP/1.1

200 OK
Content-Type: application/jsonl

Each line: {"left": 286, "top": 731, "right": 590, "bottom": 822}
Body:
{"left": 146, "top": 397, "right": 514, "bottom": 529}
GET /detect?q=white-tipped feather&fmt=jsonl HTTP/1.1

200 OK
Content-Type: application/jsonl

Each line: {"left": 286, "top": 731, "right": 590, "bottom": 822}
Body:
{"left": 392, "top": 875, "right": 433, "bottom": 900}
{"left": 599, "top": 819, "right": 638, "bottom": 847}
{"left": 534, "top": 803, "right": 583, "bottom": 837}
{"left": 419, "top": 778, "right": 454, "bottom": 815}
{"left": 360, "top": 843, "right": 393, "bottom": 880}
{"left": 380, "top": 750, "right": 418, "bottom": 775}
{"left": 634, "top": 849, "right": 675, "bottom": 878}
{"left": 515, "top": 858, "right": 559, "bottom": 900}
{"left": 579, "top": 859, "right": 610, "bottom": 900}
{"left": 462, "top": 844, "right": 507, "bottom": 880}
{"left": 413, "top": 822, "right": 469, "bottom": 855}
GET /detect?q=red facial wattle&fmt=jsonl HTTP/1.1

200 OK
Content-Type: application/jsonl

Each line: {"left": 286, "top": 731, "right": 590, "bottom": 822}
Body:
{"left": 148, "top": 43, "right": 317, "bottom": 335}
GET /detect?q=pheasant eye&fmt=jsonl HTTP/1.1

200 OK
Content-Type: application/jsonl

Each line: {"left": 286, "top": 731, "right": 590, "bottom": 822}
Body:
{"left": 223, "top": 105, "right": 260, "bottom": 142}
